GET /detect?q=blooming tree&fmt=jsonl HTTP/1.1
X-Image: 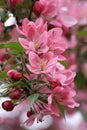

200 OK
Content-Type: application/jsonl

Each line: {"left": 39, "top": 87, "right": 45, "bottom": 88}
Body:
{"left": 1, "top": 0, "right": 87, "bottom": 128}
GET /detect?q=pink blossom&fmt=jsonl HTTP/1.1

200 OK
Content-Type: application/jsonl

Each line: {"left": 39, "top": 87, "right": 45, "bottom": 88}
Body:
{"left": 17, "top": 18, "right": 47, "bottom": 39}
{"left": 27, "top": 52, "right": 58, "bottom": 74}
{"left": 65, "top": 0, "right": 87, "bottom": 25}
{"left": 49, "top": 68, "right": 76, "bottom": 86}
{"left": 56, "top": 70, "right": 76, "bottom": 86}
{"left": 53, "top": 87, "right": 79, "bottom": 108}
{"left": 76, "top": 2, "right": 87, "bottom": 25}
{"left": 17, "top": 18, "right": 49, "bottom": 55}
{"left": 16, "top": 18, "right": 29, "bottom": 36}
{"left": 58, "top": 0, "right": 87, "bottom": 26}
{"left": 19, "top": 31, "right": 48, "bottom": 54}
{"left": 0, "top": 0, "right": 80, "bottom": 126}
{"left": 57, "top": 0, "right": 77, "bottom": 27}
{"left": 47, "top": 86, "right": 79, "bottom": 109}
{"left": 47, "top": 28, "right": 68, "bottom": 55}
{"left": 45, "top": 102, "right": 60, "bottom": 117}
{"left": 59, "top": 14, "right": 77, "bottom": 27}
{"left": 67, "top": 53, "right": 77, "bottom": 72}
{"left": 24, "top": 109, "right": 48, "bottom": 126}
{"left": 33, "top": 0, "right": 58, "bottom": 19}
{"left": 47, "top": 69, "right": 79, "bottom": 109}
{"left": 35, "top": 0, "right": 77, "bottom": 27}
{"left": 41, "top": 0, "right": 58, "bottom": 19}
{"left": 34, "top": 17, "right": 47, "bottom": 32}
{"left": 58, "top": 0, "right": 77, "bottom": 26}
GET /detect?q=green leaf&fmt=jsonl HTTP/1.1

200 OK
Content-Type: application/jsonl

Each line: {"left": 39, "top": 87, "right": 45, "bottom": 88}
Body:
{"left": 12, "top": 99, "right": 19, "bottom": 105}
{"left": 0, "top": 72, "right": 8, "bottom": 78}
{"left": 0, "top": 44, "right": 5, "bottom": 49}
{"left": 3, "top": 57, "right": 14, "bottom": 67}
{"left": 75, "top": 42, "right": 82, "bottom": 52}
{"left": 77, "top": 30, "right": 87, "bottom": 36}
{"left": 0, "top": 0, "right": 7, "bottom": 8}
{"left": 10, "top": 63, "right": 20, "bottom": 69}
{"left": 0, "top": 42, "right": 24, "bottom": 53}
{"left": 28, "top": 93, "right": 39, "bottom": 108}
{"left": 82, "top": 51, "right": 87, "bottom": 58}
{"left": 75, "top": 71, "right": 85, "bottom": 89}
{"left": 59, "top": 61, "right": 68, "bottom": 68}
{"left": 0, "top": 81, "right": 23, "bottom": 89}
{"left": 5, "top": 42, "right": 24, "bottom": 52}
{"left": 8, "top": 49, "right": 21, "bottom": 55}
{"left": 36, "top": 80, "right": 50, "bottom": 87}
{"left": 57, "top": 103, "right": 65, "bottom": 116}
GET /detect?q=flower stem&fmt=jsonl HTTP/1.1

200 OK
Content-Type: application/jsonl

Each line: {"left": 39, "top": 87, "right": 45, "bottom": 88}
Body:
{"left": 28, "top": 0, "right": 36, "bottom": 20}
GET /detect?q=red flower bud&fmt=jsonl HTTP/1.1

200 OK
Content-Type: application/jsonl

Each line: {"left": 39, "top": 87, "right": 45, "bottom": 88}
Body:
{"left": 7, "top": 0, "right": 24, "bottom": 9}
{"left": 7, "top": 70, "right": 22, "bottom": 81}
{"left": 33, "top": 1, "right": 44, "bottom": 15}
{"left": 27, "top": 111, "right": 33, "bottom": 117}
{"left": 2, "top": 100, "right": 14, "bottom": 111}
{"left": 9, "top": 88, "right": 22, "bottom": 99}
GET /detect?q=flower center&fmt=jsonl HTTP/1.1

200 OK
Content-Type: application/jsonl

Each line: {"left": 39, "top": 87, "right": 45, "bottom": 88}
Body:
{"left": 34, "top": 42, "right": 39, "bottom": 50}
{"left": 39, "top": 60, "right": 45, "bottom": 71}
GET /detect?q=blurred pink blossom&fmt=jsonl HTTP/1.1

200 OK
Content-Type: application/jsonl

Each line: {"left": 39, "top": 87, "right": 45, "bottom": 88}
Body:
{"left": 0, "top": 21, "right": 2, "bottom": 34}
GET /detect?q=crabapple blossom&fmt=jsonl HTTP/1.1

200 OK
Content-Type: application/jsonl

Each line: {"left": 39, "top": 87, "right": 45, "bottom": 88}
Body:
{"left": 47, "top": 69, "right": 79, "bottom": 108}
{"left": 27, "top": 52, "right": 58, "bottom": 74}
{"left": 0, "top": 0, "right": 82, "bottom": 127}
{"left": 19, "top": 31, "right": 48, "bottom": 55}
{"left": 33, "top": 0, "right": 58, "bottom": 18}
{"left": 16, "top": 18, "right": 47, "bottom": 39}
{"left": 47, "top": 28, "right": 68, "bottom": 55}
{"left": 15, "top": 15, "right": 79, "bottom": 125}
{"left": 33, "top": 0, "right": 77, "bottom": 28}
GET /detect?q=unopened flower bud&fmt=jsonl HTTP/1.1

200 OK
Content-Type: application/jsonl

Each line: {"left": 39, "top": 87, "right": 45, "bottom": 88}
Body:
{"left": 2, "top": 100, "right": 14, "bottom": 111}
{"left": 33, "top": 1, "right": 44, "bottom": 15}
{"left": 7, "top": 70, "right": 22, "bottom": 81}
{"left": 7, "top": 0, "right": 24, "bottom": 9}
{"left": 27, "top": 111, "right": 33, "bottom": 117}
{"left": 9, "top": 88, "right": 23, "bottom": 99}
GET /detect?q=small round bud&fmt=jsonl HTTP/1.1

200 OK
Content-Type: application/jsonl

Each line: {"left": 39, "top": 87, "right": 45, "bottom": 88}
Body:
{"left": 27, "top": 111, "right": 33, "bottom": 117}
{"left": 2, "top": 100, "right": 14, "bottom": 111}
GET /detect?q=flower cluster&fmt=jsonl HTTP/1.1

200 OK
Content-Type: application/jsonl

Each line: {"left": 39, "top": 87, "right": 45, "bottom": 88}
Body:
{"left": 0, "top": 0, "right": 81, "bottom": 126}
